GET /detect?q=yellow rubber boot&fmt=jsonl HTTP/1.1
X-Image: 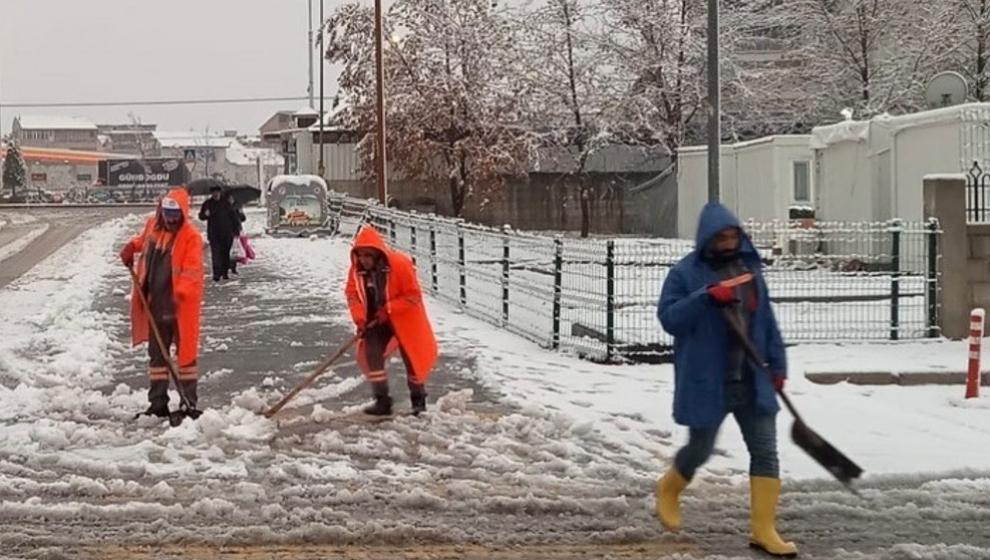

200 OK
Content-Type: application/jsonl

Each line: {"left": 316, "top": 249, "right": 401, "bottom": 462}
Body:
{"left": 749, "top": 476, "right": 798, "bottom": 557}
{"left": 655, "top": 468, "right": 689, "bottom": 531}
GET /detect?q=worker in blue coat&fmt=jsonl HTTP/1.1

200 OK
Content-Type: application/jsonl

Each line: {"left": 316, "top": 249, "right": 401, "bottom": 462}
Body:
{"left": 656, "top": 202, "right": 796, "bottom": 558}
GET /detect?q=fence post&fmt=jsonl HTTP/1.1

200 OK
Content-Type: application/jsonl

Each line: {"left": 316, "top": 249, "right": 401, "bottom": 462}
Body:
{"left": 552, "top": 238, "right": 563, "bottom": 350}
{"left": 889, "top": 219, "right": 902, "bottom": 341}
{"left": 967, "top": 309, "right": 984, "bottom": 399}
{"left": 501, "top": 227, "right": 510, "bottom": 326}
{"left": 429, "top": 225, "right": 438, "bottom": 293}
{"left": 410, "top": 224, "right": 417, "bottom": 267}
{"left": 927, "top": 219, "right": 939, "bottom": 338}
{"left": 458, "top": 225, "right": 467, "bottom": 307}
{"left": 969, "top": 161, "right": 982, "bottom": 223}
{"left": 606, "top": 240, "right": 616, "bottom": 362}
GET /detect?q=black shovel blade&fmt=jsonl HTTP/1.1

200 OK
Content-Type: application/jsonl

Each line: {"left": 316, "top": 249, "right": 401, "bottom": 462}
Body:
{"left": 791, "top": 418, "right": 863, "bottom": 485}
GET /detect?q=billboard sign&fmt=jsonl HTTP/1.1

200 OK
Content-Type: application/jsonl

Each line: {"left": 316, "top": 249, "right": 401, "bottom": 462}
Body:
{"left": 99, "top": 158, "right": 190, "bottom": 190}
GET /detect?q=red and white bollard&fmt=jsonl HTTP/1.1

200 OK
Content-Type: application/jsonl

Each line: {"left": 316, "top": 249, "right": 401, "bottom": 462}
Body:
{"left": 966, "top": 309, "right": 985, "bottom": 399}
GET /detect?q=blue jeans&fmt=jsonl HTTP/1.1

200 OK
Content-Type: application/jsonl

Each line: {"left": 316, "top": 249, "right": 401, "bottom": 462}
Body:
{"left": 674, "top": 381, "right": 779, "bottom": 479}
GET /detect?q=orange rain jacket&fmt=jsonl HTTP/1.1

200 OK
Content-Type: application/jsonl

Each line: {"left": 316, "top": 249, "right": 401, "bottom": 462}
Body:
{"left": 120, "top": 188, "right": 205, "bottom": 366}
{"left": 346, "top": 225, "right": 438, "bottom": 383}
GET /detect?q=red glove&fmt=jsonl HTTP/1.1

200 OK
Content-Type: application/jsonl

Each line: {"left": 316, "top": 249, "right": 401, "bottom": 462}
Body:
{"left": 773, "top": 376, "right": 786, "bottom": 391}
{"left": 120, "top": 242, "right": 137, "bottom": 269}
{"left": 368, "top": 307, "right": 389, "bottom": 327}
{"left": 706, "top": 284, "right": 738, "bottom": 306}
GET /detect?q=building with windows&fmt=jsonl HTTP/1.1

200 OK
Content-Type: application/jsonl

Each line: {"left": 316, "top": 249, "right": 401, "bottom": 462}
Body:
{"left": 810, "top": 103, "right": 990, "bottom": 224}
{"left": 10, "top": 115, "right": 101, "bottom": 151}
{"left": 154, "top": 130, "right": 283, "bottom": 188}
{"left": 676, "top": 135, "right": 813, "bottom": 238}
{"left": 96, "top": 123, "right": 160, "bottom": 156}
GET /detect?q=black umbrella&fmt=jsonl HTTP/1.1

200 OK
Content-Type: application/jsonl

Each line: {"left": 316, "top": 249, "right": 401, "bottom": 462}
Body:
{"left": 224, "top": 185, "right": 261, "bottom": 206}
{"left": 186, "top": 178, "right": 226, "bottom": 197}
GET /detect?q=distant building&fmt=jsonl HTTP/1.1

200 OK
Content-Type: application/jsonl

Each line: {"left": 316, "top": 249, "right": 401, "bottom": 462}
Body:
{"left": 11, "top": 115, "right": 100, "bottom": 151}
{"left": 96, "top": 123, "right": 161, "bottom": 157}
{"left": 0, "top": 145, "right": 136, "bottom": 194}
{"left": 154, "top": 130, "right": 283, "bottom": 188}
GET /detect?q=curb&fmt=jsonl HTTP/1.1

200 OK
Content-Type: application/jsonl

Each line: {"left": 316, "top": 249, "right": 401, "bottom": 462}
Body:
{"left": 806, "top": 371, "right": 990, "bottom": 386}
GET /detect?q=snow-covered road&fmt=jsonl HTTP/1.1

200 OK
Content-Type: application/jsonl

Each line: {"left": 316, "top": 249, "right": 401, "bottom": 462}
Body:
{"left": 0, "top": 209, "right": 989, "bottom": 559}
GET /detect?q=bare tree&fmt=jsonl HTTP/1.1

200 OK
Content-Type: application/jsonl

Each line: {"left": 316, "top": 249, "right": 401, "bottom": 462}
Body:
{"left": 326, "top": 0, "right": 529, "bottom": 218}
{"left": 784, "top": 0, "right": 954, "bottom": 117}
{"left": 512, "top": 0, "right": 622, "bottom": 236}
{"left": 944, "top": 0, "right": 990, "bottom": 100}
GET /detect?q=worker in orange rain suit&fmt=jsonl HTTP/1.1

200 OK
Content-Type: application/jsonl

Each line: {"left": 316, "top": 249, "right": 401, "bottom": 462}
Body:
{"left": 345, "top": 225, "right": 438, "bottom": 416}
{"left": 120, "top": 188, "right": 205, "bottom": 417}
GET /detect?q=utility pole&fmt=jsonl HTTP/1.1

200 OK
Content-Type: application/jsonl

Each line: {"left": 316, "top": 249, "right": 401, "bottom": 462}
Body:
{"left": 308, "top": 0, "right": 315, "bottom": 109}
{"left": 374, "top": 0, "right": 388, "bottom": 205}
{"left": 706, "top": 0, "right": 720, "bottom": 204}
{"left": 318, "top": 0, "right": 326, "bottom": 179}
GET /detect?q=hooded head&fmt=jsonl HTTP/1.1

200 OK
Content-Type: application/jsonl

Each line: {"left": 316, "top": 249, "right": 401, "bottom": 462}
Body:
{"left": 695, "top": 203, "right": 757, "bottom": 265}
{"left": 158, "top": 188, "right": 191, "bottom": 232}
{"left": 351, "top": 225, "right": 389, "bottom": 271}
{"left": 210, "top": 185, "right": 223, "bottom": 200}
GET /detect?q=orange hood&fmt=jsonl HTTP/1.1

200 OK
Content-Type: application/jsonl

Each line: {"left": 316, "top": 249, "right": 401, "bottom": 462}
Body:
{"left": 351, "top": 225, "right": 390, "bottom": 263}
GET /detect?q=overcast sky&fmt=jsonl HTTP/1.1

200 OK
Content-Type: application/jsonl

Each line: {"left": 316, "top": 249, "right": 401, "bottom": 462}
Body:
{"left": 0, "top": 0, "right": 354, "bottom": 136}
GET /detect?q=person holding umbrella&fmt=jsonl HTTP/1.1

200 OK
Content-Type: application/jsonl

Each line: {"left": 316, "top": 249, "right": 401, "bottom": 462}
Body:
{"left": 655, "top": 202, "right": 797, "bottom": 558}
{"left": 197, "top": 186, "right": 241, "bottom": 282}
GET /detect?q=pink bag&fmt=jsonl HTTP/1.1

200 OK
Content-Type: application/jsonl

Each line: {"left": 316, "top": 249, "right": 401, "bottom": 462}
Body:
{"left": 237, "top": 234, "right": 256, "bottom": 264}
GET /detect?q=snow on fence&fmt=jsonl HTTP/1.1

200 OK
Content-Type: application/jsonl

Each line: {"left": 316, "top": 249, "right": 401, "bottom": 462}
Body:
{"left": 326, "top": 193, "right": 941, "bottom": 364}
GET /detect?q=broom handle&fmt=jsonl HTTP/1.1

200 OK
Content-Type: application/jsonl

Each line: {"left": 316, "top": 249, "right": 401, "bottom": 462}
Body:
{"left": 128, "top": 267, "right": 196, "bottom": 411}
{"left": 721, "top": 308, "right": 804, "bottom": 423}
{"left": 263, "top": 320, "right": 377, "bottom": 418}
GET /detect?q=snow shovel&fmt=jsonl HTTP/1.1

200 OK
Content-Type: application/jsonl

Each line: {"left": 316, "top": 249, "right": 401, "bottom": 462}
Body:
{"left": 128, "top": 268, "right": 202, "bottom": 427}
{"left": 262, "top": 325, "right": 370, "bottom": 419}
{"left": 721, "top": 308, "right": 864, "bottom": 492}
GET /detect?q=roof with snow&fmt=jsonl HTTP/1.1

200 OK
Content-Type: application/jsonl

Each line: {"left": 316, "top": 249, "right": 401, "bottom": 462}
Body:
{"left": 153, "top": 131, "right": 237, "bottom": 149}
{"left": 307, "top": 104, "right": 351, "bottom": 131}
{"left": 267, "top": 174, "right": 328, "bottom": 192}
{"left": 294, "top": 105, "right": 319, "bottom": 116}
{"left": 811, "top": 102, "right": 990, "bottom": 149}
{"left": 680, "top": 134, "right": 812, "bottom": 154}
{"left": 15, "top": 115, "right": 97, "bottom": 131}
{"left": 225, "top": 143, "right": 284, "bottom": 167}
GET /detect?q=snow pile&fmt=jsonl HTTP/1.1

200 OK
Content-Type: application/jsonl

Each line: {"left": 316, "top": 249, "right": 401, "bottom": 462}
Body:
{"left": 0, "top": 216, "right": 136, "bottom": 393}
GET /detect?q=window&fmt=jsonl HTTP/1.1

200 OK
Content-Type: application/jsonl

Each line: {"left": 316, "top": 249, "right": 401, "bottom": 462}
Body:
{"left": 31, "top": 173, "right": 47, "bottom": 183}
{"left": 76, "top": 174, "right": 92, "bottom": 182}
{"left": 792, "top": 160, "right": 811, "bottom": 202}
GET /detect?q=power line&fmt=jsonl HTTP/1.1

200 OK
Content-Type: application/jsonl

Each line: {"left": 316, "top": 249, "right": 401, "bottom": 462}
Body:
{"left": 0, "top": 96, "right": 325, "bottom": 109}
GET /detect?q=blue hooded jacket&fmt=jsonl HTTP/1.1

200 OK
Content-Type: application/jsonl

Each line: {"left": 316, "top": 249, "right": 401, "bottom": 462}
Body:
{"left": 658, "top": 203, "right": 786, "bottom": 427}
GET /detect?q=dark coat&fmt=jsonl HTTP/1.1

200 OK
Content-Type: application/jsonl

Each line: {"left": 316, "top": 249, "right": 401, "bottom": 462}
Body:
{"left": 198, "top": 196, "right": 242, "bottom": 242}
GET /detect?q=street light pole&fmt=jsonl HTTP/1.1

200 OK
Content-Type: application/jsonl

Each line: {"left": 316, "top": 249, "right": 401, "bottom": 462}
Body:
{"left": 308, "top": 0, "right": 315, "bottom": 109}
{"left": 318, "top": 0, "right": 326, "bottom": 179}
{"left": 706, "top": 0, "right": 720, "bottom": 204}
{"left": 374, "top": 0, "right": 388, "bottom": 205}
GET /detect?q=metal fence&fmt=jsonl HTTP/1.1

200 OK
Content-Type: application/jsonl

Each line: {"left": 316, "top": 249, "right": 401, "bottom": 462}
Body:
{"left": 967, "top": 161, "right": 990, "bottom": 223}
{"left": 326, "top": 193, "right": 941, "bottom": 363}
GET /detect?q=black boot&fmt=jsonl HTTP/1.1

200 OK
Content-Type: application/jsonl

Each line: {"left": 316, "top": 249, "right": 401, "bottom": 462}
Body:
{"left": 146, "top": 380, "right": 170, "bottom": 417}
{"left": 410, "top": 384, "right": 427, "bottom": 416}
{"left": 181, "top": 380, "right": 199, "bottom": 410}
{"left": 364, "top": 382, "right": 392, "bottom": 416}
{"left": 142, "top": 403, "right": 170, "bottom": 418}
{"left": 363, "top": 395, "right": 393, "bottom": 416}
